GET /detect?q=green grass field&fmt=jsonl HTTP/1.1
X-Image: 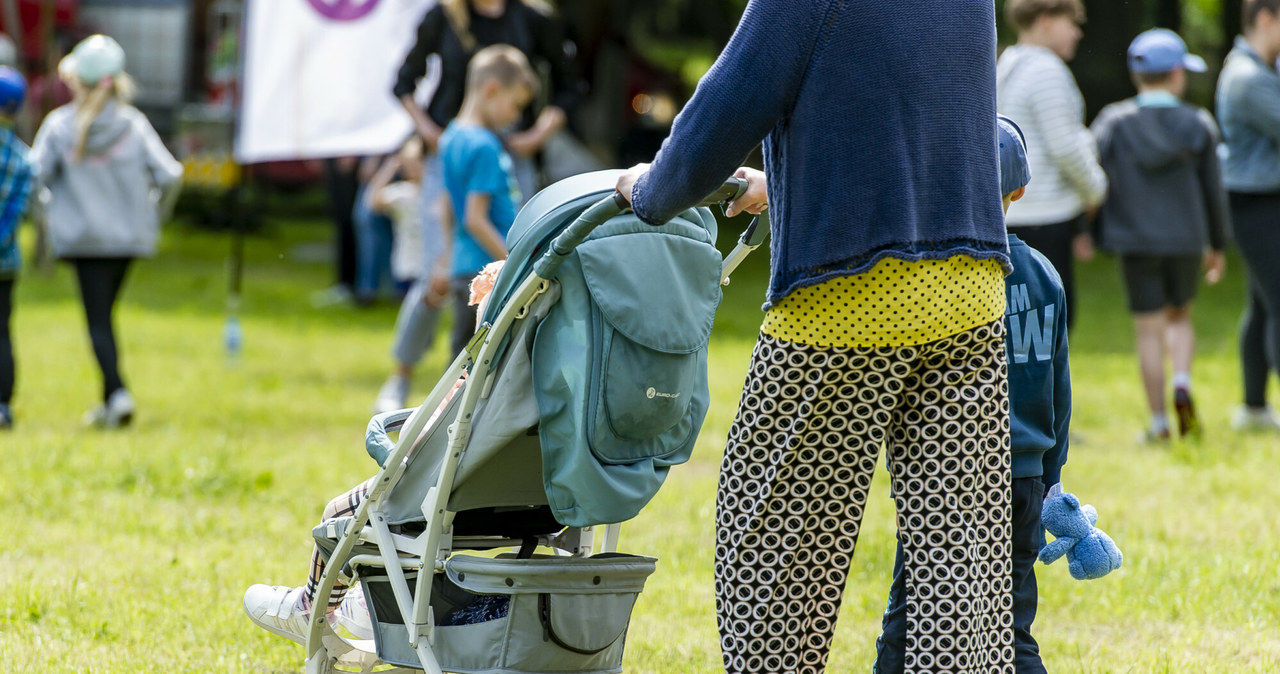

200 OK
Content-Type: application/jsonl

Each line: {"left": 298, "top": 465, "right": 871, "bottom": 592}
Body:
{"left": 1, "top": 208, "right": 1278, "bottom": 673}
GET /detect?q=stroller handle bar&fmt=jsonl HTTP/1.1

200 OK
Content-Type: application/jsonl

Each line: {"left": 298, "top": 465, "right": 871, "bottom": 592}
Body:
{"left": 533, "top": 177, "right": 749, "bottom": 280}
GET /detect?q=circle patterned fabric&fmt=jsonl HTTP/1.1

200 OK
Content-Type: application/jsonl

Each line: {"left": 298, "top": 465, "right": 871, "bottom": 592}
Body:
{"left": 715, "top": 322, "right": 1014, "bottom": 673}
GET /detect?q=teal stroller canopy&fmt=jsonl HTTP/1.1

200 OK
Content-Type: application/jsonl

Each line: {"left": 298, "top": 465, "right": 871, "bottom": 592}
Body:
{"left": 483, "top": 170, "right": 724, "bottom": 527}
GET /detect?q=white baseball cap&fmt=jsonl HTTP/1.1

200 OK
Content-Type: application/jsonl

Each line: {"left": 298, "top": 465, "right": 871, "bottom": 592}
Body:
{"left": 65, "top": 34, "right": 126, "bottom": 85}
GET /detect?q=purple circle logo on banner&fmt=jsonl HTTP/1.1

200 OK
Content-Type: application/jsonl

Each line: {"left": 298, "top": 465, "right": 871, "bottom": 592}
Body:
{"left": 306, "top": 0, "right": 380, "bottom": 21}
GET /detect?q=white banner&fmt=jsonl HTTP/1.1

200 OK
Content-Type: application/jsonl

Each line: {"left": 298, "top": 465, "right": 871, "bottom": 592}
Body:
{"left": 236, "top": 0, "right": 436, "bottom": 163}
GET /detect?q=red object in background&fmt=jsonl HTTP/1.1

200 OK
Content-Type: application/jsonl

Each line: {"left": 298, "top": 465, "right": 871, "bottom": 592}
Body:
{"left": 0, "top": 0, "right": 79, "bottom": 62}
{"left": 252, "top": 160, "right": 325, "bottom": 189}
{"left": 24, "top": 68, "right": 71, "bottom": 109}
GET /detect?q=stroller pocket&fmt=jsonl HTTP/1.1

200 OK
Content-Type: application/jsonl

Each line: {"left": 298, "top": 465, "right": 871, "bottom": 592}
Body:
{"left": 533, "top": 221, "right": 721, "bottom": 526}
{"left": 361, "top": 553, "right": 656, "bottom": 674}
{"left": 591, "top": 308, "right": 703, "bottom": 456}
{"left": 576, "top": 232, "right": 719, "bottom": 465}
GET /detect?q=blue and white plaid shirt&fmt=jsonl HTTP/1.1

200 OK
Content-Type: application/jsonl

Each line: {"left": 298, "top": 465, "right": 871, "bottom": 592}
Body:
{"left": 0, "top": 124, "right": 33, "bottom": 277}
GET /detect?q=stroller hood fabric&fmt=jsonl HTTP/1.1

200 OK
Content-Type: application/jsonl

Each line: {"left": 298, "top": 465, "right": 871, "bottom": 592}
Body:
{"left": 521, "top": 172, "right": 722, "bottom": 526}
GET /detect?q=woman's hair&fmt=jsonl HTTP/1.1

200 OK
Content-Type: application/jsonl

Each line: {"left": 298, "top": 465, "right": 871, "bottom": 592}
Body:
{"left": 441, "top": 0, "right": 552, "bottom": 52}
{"left": 1003, "top": 0, "right": 1086, "bottom": 31}
{"left": 71, "top": 72, "right": 136, "bottom": 162}
{"left": 1244, "top": 0, "right": 1280, "bottom": 30}
{"left": 465, "top": 44, "right": 539, "bottom": 97}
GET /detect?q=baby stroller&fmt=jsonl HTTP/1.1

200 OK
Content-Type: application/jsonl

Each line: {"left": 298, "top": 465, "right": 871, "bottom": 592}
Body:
{"left": 298, "top": 170, "right": 767, "bottom": 674}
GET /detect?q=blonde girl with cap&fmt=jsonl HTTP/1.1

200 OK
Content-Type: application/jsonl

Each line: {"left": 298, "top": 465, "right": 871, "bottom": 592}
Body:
{"left": 29, "top": 34, "right": 183, "bottom": 427}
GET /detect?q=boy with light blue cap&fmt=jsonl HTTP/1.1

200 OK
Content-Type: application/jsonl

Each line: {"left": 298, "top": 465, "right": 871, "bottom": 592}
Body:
{"left": 1127, "top": 27, "right": 1207, "bottom": 75}
{"left": 1091, "top": 27, "right": 1228, "bottom": 442}
{"left": 875, "top": 115, "right": 1080, "bottom": 674}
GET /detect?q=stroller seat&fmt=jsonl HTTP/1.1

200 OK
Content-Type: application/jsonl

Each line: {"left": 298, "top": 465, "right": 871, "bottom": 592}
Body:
{"left": 297, "top": 170, "right": 755, "bottom": 674}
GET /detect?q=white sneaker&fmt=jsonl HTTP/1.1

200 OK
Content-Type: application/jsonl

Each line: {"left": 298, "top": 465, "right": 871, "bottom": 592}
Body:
{"left": 1232, "top": 405, "right": 1280, "bottom": 433}
{"left": 243, "top": 584, "right": 312, "bottom": 645}
{"left": 372, "top": 375, "right": 409, "bottom": 414}
{"left": 83, "top": 389, "right": 135, "bottom": 428}
{"left": 335, "top": 584, "right": 375, "bottom": 640}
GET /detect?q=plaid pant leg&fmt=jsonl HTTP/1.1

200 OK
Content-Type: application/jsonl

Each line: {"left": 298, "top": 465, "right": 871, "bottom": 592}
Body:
{"left": 306, "top": 477, "right": 375, "bottom": 609}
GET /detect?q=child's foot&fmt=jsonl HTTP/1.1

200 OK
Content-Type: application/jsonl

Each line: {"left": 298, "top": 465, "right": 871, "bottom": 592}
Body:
{"left": 373, "top": 375, "right": 409, "bottom": 414}
{"left": 243, "top": 585, "right": 312, "bottom": 645}
{"left": 335, "top": 584, "right": 375, "bottom": 640}
{"left": 84, "top": 389, "right": 135, "bottom": 428}
{"left": 1231, "top": 405, "right": 1280, "bottom": 433}
{"left": 1173, "top": 387, "right": 1199, "bottom": 438}
{"left": 1138, "top": 425, "right": 1171, "bottom": 444}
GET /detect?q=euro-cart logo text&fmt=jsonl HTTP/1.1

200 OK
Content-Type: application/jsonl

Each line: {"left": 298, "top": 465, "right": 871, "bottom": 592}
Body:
{"left": 647, "top": 387, "right": 681, "bottom": 400}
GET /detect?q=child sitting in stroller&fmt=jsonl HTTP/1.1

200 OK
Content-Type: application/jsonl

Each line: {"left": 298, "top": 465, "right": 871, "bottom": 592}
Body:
{"left": 243, "top": 262, "right": 504, "bottom": 644}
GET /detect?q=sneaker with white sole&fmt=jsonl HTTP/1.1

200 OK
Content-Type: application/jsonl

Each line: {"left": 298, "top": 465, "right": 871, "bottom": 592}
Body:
{"left": 372, "top": 375, "right": 409, "bottom": 414}
{"left": 243, "top": 584, "right": 312, "bottom": 645}
{"left": 1231, "top": 405, "right": 1280, "bottom": 433}
{"left": 335, "top": 584, "right": 375, "bottom": 640}
{"left": 1138, "top": 426, "right": 1171, "bottom": 444}
{"left": 84, "top": 389, "right": 135, "bottom": 428}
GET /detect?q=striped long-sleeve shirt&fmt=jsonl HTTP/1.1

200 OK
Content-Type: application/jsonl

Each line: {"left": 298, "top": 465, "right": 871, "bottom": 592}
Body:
{"left": 0, "top": 126, "right": 33, "bottom": 278}
{"left": 997, "top": 44, "right": 1107, "bottom": 227}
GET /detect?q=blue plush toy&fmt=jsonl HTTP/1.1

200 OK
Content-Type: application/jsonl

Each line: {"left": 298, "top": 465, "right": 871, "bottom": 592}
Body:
{"left": 1039, "top": 484, "right": 1123, "bottom": 580}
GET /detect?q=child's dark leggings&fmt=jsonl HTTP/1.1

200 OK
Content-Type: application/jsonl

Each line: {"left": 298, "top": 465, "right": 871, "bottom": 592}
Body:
{"left": 70, "top": 257, "right": 132, "bottom": 401}
{"left": 875, "top": 476, "right": 1046, "bottom": 674}
{"left": 0, "top": 278, "right": 13, "bottom": 405}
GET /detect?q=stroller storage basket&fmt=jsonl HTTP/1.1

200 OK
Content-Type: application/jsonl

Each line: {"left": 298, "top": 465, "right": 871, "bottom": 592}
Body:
{"left": 361, "top": 553, "right": 657, "bottom": 674}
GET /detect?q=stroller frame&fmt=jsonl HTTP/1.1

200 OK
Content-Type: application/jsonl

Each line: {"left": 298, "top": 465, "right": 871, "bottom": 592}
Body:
{"left": 300, "top": 177, "right": 758, "bottom": 674}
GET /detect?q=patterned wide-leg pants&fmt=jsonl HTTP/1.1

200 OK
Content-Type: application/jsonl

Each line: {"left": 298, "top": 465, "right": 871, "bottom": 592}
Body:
{"left": 714, "top": 321, "right": 1014, "bottom": 673}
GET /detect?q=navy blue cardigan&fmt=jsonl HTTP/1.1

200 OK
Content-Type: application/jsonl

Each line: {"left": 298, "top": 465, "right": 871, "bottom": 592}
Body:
{"left": 632, "top": 0, "right": 1010, "bottom": 306}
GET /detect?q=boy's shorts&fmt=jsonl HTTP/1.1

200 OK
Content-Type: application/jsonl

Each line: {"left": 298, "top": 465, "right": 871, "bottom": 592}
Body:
{"left": 1120, "top": 254, "right": 1201, "bottom": 314}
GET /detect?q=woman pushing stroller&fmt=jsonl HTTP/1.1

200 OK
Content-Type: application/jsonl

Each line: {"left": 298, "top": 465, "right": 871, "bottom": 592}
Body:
{"left": 616, "top": 0, "right": 1016, "bottom": 672}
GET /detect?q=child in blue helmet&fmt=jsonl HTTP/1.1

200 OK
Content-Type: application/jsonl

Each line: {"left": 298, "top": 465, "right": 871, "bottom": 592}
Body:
{"left": 0, "top": 65, "right": 34, "bottom": 429}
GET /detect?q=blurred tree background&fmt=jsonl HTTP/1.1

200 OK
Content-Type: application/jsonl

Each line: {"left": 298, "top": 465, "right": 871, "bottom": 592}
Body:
{"left": 1005, "top": 0, "right": 1235, "bottom": 119}
{"left": 562, "top": 0, "right": 1242, "bottom": 152}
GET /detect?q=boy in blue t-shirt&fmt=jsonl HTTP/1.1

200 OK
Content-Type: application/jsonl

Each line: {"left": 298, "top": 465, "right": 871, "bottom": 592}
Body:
{"left": 438, "top": 44, "right": 538, "bottom": 355}
{"left": 874, "top": 116, "right": 1074, "bottom": 673}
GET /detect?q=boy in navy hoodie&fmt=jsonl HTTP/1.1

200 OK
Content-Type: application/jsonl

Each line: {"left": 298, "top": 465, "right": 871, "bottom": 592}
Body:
{"left": 1091, "top": 28, "right": 1227, "bottom": 441}
{"left": 874, "top": 116, "right": 1069, "bottom": 674}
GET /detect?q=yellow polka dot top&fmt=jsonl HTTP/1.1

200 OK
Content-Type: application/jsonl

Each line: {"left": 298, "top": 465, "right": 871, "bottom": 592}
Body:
{"left": 762, "top": 256, "right": 1006, "bottom": 348}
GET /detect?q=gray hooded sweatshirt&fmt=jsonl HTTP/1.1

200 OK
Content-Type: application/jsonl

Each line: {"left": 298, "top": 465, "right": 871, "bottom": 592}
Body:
{"left": 1090, "top": 92, "right": 1229, "bottom": 255}
{"left": 29, "top": 100, "right": 183, "bottom": 258}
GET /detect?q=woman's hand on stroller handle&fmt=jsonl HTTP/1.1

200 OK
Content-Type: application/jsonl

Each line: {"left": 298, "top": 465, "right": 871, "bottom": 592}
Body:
{"left": 612, "top": 163, "right": 649, "bottom": 210}
{"left": 723, "top": 167, "right": 768, "bottom": 217}
{"left": 613, "top": 164, "right": 768, "bottom": 218}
